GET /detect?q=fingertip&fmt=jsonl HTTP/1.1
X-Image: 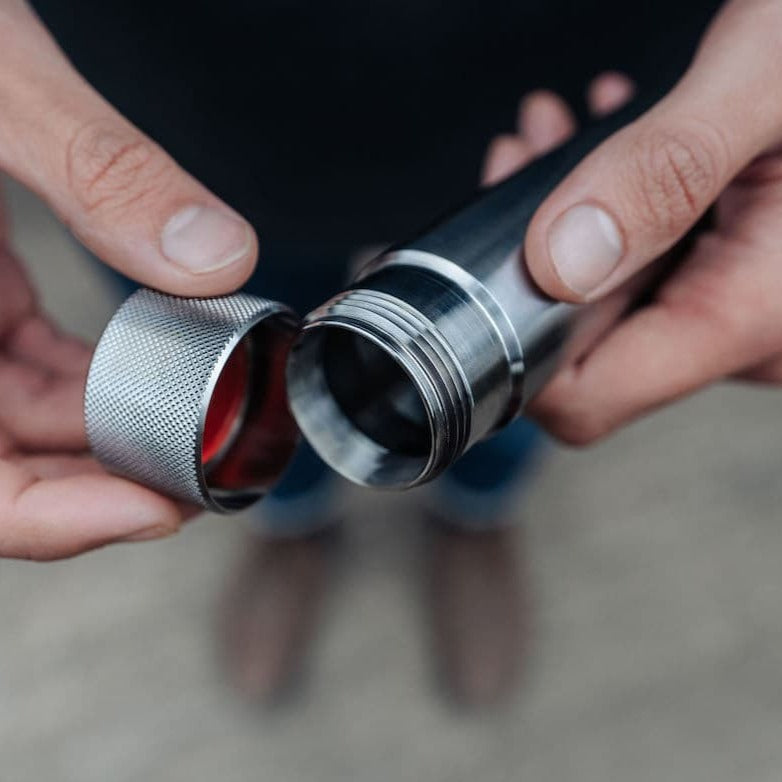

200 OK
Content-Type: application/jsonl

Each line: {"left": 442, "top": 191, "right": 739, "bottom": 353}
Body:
{"left": 92, "top": 497, "right": 183, "bottom": 550}
{"left": 523, "top": 207, "right": 588, "bottom": 304}
{"left": 587, "top": 71, "right": 636, "bottom": 117}
{"left": 3, "top": 472, "right": 186, "bottom": 561}
{"left": 518, "top": 90, "right": 577, "bottom": 152}
{"left": 481, "top": 135, "right": 533, "bottom": 186}
{"left": 158, "top": 206, "right": 259, "bottom": 296}
{"left": 100, "top": 478, "right": 185, "bottom": 541}
{"left": 200, "top": 223, "right": 259, "bottom": 295}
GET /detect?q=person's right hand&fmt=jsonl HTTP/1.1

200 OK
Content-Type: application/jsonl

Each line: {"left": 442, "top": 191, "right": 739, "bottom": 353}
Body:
{"left": 0, "top": 0, "right": 258, "bottom": 560}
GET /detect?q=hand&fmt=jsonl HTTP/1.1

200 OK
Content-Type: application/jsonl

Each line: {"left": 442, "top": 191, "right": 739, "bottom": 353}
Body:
{"left": 0, "top": 1, "right": 259, "bottom": 559}
{"left": 485, "top": 0, "right": 782, "bottom": 444}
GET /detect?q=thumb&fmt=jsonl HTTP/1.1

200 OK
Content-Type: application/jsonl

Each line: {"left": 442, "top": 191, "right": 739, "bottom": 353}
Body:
{"left": 524, "top": 0, "right": 782, "bottom": 303}
{"left": 0, "top": 1, "right": 256, "bottom": 296}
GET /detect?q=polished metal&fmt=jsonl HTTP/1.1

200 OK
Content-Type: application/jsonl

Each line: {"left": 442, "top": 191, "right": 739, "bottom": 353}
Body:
{"left": 85, "top": 289, "right": 300, "bottom": 512}
{"left": 287, "top": 97, "right": 652, "bottom": 489}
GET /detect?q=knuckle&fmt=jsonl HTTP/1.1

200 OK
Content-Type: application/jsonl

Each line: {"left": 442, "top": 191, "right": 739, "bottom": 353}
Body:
{"left": 656, "top": 238, "right": 746, "bottom": 338}
{"left": 66, "top": 119, "right": 172, "bottom": 216}
{"left": 659, "top": 278, "right": 741, "bottom": 344}
{"left": 530, "top": 379, "right": 611, "bottom": 446}
{"left": 626, "top": 123, "right": 727, "bottom": 234}
{"left": 550, "top": 413, "right": 610, "bottom": 447}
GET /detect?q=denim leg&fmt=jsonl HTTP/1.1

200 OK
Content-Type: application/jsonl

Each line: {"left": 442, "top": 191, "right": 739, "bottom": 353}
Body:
{"left": 429, "top": 417, "right": 544, "bottom": 529}
{"left": 247, "top": 439, "right": 337, "bottom": 537}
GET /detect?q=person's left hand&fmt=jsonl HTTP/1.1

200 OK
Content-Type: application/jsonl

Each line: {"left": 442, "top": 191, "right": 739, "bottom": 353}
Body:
{"left": 484, "top": 0, "right": 782, "bottom": 446}
{"left": 0, "top": 190, "right": 183, "bottom": 560}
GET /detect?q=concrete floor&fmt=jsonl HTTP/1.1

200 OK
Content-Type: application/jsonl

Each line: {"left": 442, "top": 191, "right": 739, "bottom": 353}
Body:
{"left": 2, "top": 180, "right": 782, "bottom": 782}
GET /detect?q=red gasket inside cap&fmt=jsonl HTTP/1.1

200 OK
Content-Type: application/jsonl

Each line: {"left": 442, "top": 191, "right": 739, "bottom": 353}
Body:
{"left": 202, "top": 339, "right": 250, "bottom": 465}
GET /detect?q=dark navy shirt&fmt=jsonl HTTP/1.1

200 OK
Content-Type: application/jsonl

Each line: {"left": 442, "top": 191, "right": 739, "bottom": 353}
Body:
{"left": 31, "top": 0, "right": 721, "bottom": 250}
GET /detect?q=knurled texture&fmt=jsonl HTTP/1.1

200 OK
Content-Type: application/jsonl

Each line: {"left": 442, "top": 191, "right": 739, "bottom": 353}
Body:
{"left": 85, "top": 289, "right": 281, "bottom": 509}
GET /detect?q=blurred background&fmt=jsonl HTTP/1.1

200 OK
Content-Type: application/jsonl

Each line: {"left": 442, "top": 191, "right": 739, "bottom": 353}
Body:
{"left": 3, "top": 176, "right": 782, "bottom": 781}
{"left": 5, "top": 0, "right": 782, "bottom": 779}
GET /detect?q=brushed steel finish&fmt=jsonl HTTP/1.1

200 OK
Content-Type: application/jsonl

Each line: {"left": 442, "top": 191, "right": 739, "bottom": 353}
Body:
{"left": 287, "top": 96, "right": 656, "bottom": 489}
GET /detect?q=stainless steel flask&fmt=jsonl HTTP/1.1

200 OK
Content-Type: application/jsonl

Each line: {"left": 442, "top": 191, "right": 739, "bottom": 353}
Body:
{"left": 286, "top": 97, "right": 656, "bottom": 489}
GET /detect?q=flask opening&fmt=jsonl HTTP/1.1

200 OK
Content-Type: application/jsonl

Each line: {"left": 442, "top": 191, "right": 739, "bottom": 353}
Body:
{"left": 287, "top": 323, "right": 437, "bottom": 489}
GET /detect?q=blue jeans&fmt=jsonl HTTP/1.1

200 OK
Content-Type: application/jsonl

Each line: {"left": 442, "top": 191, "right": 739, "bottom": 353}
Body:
{"left": 259, "top": 416, "right": 542, "bottom": 536}
{"left": 102, "top": 242, "right": 542, "bottom": 533}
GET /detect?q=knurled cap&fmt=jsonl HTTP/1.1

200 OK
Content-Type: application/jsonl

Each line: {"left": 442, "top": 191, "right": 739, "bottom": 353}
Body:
{"left": 85, "top": 289, "right": 300, "bottom": 512}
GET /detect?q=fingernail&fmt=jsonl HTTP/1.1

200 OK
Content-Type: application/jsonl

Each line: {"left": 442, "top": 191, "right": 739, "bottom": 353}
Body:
{"left": 119, "top": 524, "right": 178, "bottom": 543}
{"left": 547, "top": 203, "right": 623, "bottom": 297}
{"left": 161, "top": 205, "right": 253, "bottom": 273}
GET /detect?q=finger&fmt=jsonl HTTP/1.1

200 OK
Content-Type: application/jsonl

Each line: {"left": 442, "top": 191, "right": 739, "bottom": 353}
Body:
{"left": 0, "top": 247, "right": 36, "bottom": 339}
{"left": 0, "top": 359, "right": 86, "bottom": 450}
{"left": 0, "top": 184, "right": 38, "bottom": 334}
{"left": 0, "top": 2, "right": 257, "bottom": 296}
{"left": 0, "top": 430, "right": 14, "bottom": 458}
{"left": 6, "top": 452, "right": 202, "bottom": 523}
{"left": 735, "top": 354, "right": 782, "bottom": 385}
{"left": 556, "top": 256, "right": 667, "bottom": 366}
{"left": 529, "top": 233, "right": 782, "bottom": 444}
{"left": 0, "top": 179, "right": 9, "bottom": 242}
{"left": 0, "top": 462, "right": 182, "bottom": 560}
{"left": 6, "top": 453, "right": 103, "bottom": 480}
{"left": 482, "top": 92, "right": 578, "bottom": 186}
{"left": 587, "top": 71, "right": 636, "bottom": 117}
{"left": 481, "top": 135, "right": 536, "bottom": 186}
{"left": 517, "top": 90, "right": 577, "bottom": 153}
{"left": 6, "top": 315, "right": 91, "bottom": 377}
{"left": 524, "top": 0, "right": 782, "bottom": 303}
